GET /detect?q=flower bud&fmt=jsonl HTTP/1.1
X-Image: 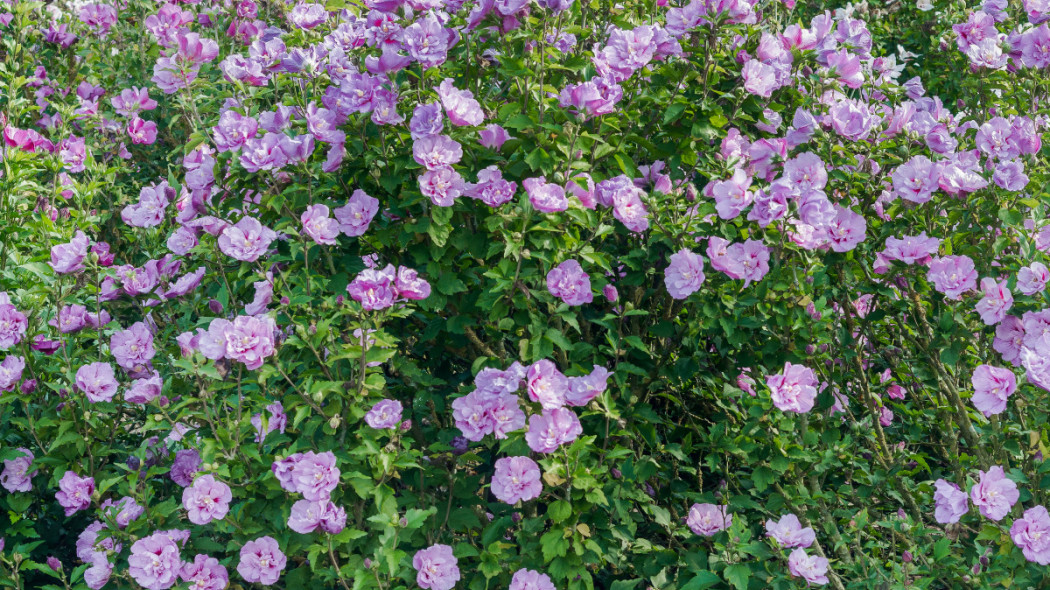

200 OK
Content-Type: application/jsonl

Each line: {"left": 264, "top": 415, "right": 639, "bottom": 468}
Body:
{"left": 400, "top": 420, "right": 412, "bottom": 432}
{"left": 902, "top": 551, "right": 913, "bottom": 563}
{"left": 20, "top": 379, "right": 37, "bottom": 395}
{"left": 47, "top": 556, "right": 62, "bottom": 571}
{"left": 328, "top": 415, "right": 341, "bottom": 429}
{"left": 208, "top": 299, "right": 224, "bottom": 314}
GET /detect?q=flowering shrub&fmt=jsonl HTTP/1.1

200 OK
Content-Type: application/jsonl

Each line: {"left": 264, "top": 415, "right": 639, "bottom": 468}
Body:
{"left": 0, "top": 0, "right": 1049, "bottom": 588}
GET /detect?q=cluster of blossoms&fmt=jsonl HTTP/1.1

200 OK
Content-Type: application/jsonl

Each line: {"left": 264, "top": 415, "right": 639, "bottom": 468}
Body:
{"left": 347, "top": 261, "right": 432, "bottom": 310}
{"left": 273, "top": 451, "right": 347, "bottom": 537}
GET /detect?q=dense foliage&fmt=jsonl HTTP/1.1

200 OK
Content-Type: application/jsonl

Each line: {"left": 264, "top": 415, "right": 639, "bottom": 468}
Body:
{"left": 1, "top": 0, "right": 1049, "bottom": 588}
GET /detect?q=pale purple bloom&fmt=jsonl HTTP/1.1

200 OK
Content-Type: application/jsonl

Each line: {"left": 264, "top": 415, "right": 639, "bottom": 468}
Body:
{"left": 293, "top": 451, "right": 340, "bottom": 501}
{"left": 767, "top": 362, "right": 818, "bottom": 413}
{"left": 766, "top": 514, "right": 815, "bottom": 548}
{"left": 509, "top": 569, "right": 556, "bottom": 590}
{"left": 547, "top": 260, "right": 592, "bottom": 306}
{"left": 788, "top": 548, "right": 829, "bottom": 586}
{"left": 84, "top": 556, "right": 113, "bottom": 590}
{"left": 218, "top": 217, "right": 277, "bottom": 262}
{"left": 527, "top": 360, "right": 569, "bottom": 410}
{"left": 437, "top": 78, "right": 484, "bottom": 126}
{"left": 122, "top": 182, "right": 173, "bottom": 227}
{"left": 829, "top": 99, "right": 877, "bottom": 142}
{"left": 664, "top": 249, "right": 706, "bottom": 300}
{"left": 413, "top": 544, "right": 460, "bottom": 590}
{"left": 111, "top": 321, "right": 156, "bottom": 372}
{"left": 50, "top": 231, "right": 90, "bottom": 274}
{"left": 76, "top": 362, "right": 118, "bottom": 403}
{"left": 410, "top": 103, "right": 444, "bottom": 139}
{"left": 566, "top": 365, "right": 611, "bottom": 407}
{"left": 523, "top": 176, "right": 568, "bottom": 212}
{"left": 413, "top": 135, "right": 463, "bottom": 170}
{"left": 712, "top": 168, "right": 753, "bottom": 219}
{"left": 126, "top": 373, "right": 163, "bottom": 404}
{"left": 928, "top": 256, "right": 978, "bottom": 300}
{"left": 491, "top": 456, "right": 542, "bottom": 504}
{"left": 334, "top": 189, "right": 380, "bottom": 237}
{"left": 525, "top": 408, "right": 581, "bottom": 453}
{"left": 994, "top": 159, "right": 1029, "bottom": 192}
{"left": 168, "top": 227, "right": 199, "bottom": 255}
{"left": 742, "top": 59, "right": 778, "bottom": 97}
{"left": 0, "top": 355, "right": 25, "bottom": 392}
{"left": 883, "top": 233, "right": 939, "bottom": 264}
{"left": 365, "top": 399, "right": 403, "bottom": 429}
{"left": 825, "top": 207, "right": 866, "bottom": 253}
{"left": 971, "top": 364, "right": 1017, "bottom": 417}
{"left": 183, "top": 474, "right": 233, "bottom": 525}
{"left": 403, "top": 14, "right": 451, "bottom": 69}
{"left": 301, "top": 204, "right": 341, "bottom": 245}
{"left": 467, "top": 166, "right": 517, "bottom": 207}
{"left": 687, "top": 503, "right": 732, "bottom": 536}
{"left": 180, "top": 554, "right": 229, "bottom": 590}
{"left": 1011, "top": 505, "right": 1050, "bottom": 565}
{"left": 479, "top": 124, "right": 512, "bottom": 150}
{"left": 395, "top": 266, "right": 432, "bottom": 301}
{"left": 1018, "top": 262, "right": 1049, "bottom": 296}
{"left": 892, "top": 155, "right": 938, "bottom": 203}
{"left": 56, "top": 471, "right": 95, "bottom": 516}
{"left": 288, "top": 2, "right": 327, "bottom": 29}
{"left": 420, "top": 167, "right": 466, "bottom": 207}
{"left": 101, "top": 496, "right": 145, "bottom": 528}
{"left": 252, "top": 402, "right": 287, "bottom": 442}
{"left": 237, "top": 536, "right": 286, "bottom": 586}
{"left": 128, "top": 529, "right": 183, "bottom": 587}
{"left": 971, "top": 466, "right": 1019, "bottom": 521}
{"left": 0, "top": 448, "right": 35, "bottom": 493}
{"left": 347, "top": 265, "right": 398, "bottom": 310}
{"left": 975, "top": 278, "right": 1013, "bottom": 325}
{"left": 933, "top": 479, "right": 969, "bottom": 524}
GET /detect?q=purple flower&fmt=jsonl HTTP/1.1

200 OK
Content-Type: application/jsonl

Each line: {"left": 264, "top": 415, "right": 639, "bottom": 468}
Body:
{"left": 412, "top": 544, "right": 460, "bottom": 590}
{"left": 712, "top": 168, "right": 753, "bottom": 220}
{"left": 928, "top": 256, "right": 978, "bottom": 300}
{"left": 546, "top": 260, "right": 592, "bottom": 306}
{"left": 664, "top": 249, "right": 706, "bottom": 300}
{"left": 75, "top": 362, "right": 118, "bottom": 403}
{"left": 765, "top": 514, "right": 816, "bottom": 548}
{"left": 101, "top": 496, "right": 145, "bottom": 528}
{"left": 180, "top": 554, "right": 229, "bottom": 590}
{"left": 111, "top": 321, "right": 156, "bottom": 372}
{"left": 523, "top": 176, "right": 568, "bottom": 213}
{"left": 491, "top": 456, "right": 542, "bottom": 504}
{"left": 252, "top": 402, "right": 287, "bottom": 442}
{"left": 971, "top": 466, "right": 1019, "bottom": 521}
{"left": 566, "top": 365, "right": 611, "bottom": 407}
{"left": 410, "top": 103, "right": 444, "bottom": 139}
{"left": 237, "top": 536, "right": 286, "bottom": 586}
{"left": 182, "top": 474, "right": 233, "bottom": 525}
{"left": 56, "top": 471, "right": 95, "bottom": 516}
{"left": 451, "top": 389, "right": 526, "bottom": 441}
{"left": 788, "top": 548, "right": 830, "bottom": 586}
{"left": 971, "top": 364, "right": 1017, "bottom": 418}
{"left": 293, "top": 451, "right": 340, "bottom": 501}
{"left": 300, "top": 204, "right": 341, "bottom": 245}
{"left": 288, "top": 2, "right": 327, "bottom": 28}
{"left": 994, "top": 159, "right": 1029, "bottom": 191}
{"left": 466, "top": 166, "right": 517, "bottom": 207}
{"left": 50, "top": 231, "right": 90, "bottom": 274}
{"left": 126, "top": 374, "right": 162, "bottom": 404}
{"left": 347, "top": 265, "right": 398, "bottom": 310}
{"left": 1011, "top": 505, "right": 1050, "bottom": 565}
{"left": 509, "top": 569, "right": 556, "bottom": 590}
{"left": 527, "top": 360, "right": 569, "bottom": 410}
{"left": 1018, "top": 262, "right": 1049, "bottom": 296}
{"left": 525, "top": 408, "right": 581, "bottom": 453}
{"left": 0, "top": 448, "right": 35, "bottom": 493}
{"left": 412, "top": 135, "right": 463, "bottom": 170}
{"left": 479, "top": 124, "right": 512, "bottom": 150}
{"left": 975, "top": 278, "right": 1013, "bottom": 325}
{"left": 84, "top": 556, "right": 113, "bottom": 590}
{"left": 742, "top": 59, "right": 778, "bottom": 97}
{"left": 334, "top": 189, "right": 379, "bottom": 237}
{"left": 767, "top": 362, "right": 818, "bottom": 413}
{"left": 365, "top": 399, "right": 403, "bottom": 429}
{"left": 395, "top": 266, "right": 431, "bottom": 301}
{"left": 687, "top": 503, "right": 731, "bottom": 536}
{"left": 0, "top": 355, "right": 25, "bottom": 392}
{"left": 420, "top": 167, "right": 466, "bottom": 206}
{"left": 122, "top": 182, "right": 173, "bottom": 227}
{"left": 218, "top": 217, "right": 277, "bottom": 262}
{"left": 437, "top": 78, "right": 484, "bottom": 126}
{"left": 828, "top": 98, "right": 877, "bottom": 142}
{"left": 111, "top": 87, "right": 157, "bottom": 117}
{"left": 882, "top": 233, "right": 939, "bottom": 264}
{"left": 403, "top": 14, "right": 451, "bottom": 69}
{"left": 933, "top": 478, "right": 970, "bottom": 523}
{"left": 825, "top": 207, "right": 866, "bottom": 253}
{"left": 171, "top": 449, "right": 202, "bottom": 487}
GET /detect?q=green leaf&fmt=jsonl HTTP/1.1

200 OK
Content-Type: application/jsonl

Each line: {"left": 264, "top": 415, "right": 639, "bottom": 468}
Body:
{"left": 933, "top": 536, "right": 952, "bottom": 560}
{"left": 548, "top": 500, "right": 572, "bottom": 523}
{"left": 680, "top": 572, "right": 721, "bottom": 590}
{"left": 723, "top": 564, "right": 750, "bottom": 590}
